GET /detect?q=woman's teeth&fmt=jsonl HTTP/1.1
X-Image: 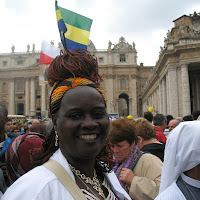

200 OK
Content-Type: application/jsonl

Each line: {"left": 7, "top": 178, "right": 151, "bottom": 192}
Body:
{"left": 80, "top": 134, "right": 97, "bottom": 141}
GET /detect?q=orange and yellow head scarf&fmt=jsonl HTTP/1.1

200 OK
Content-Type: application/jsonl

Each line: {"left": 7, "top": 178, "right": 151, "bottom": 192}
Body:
{"left": 49, "top": 77, "right": 105, "bottom": 117}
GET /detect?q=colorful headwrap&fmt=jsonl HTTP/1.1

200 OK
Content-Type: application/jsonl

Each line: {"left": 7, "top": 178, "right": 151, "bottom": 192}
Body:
{"left": 5, "top": 133, "right": 45, "bottom": 183}
{"left": 49, "top": 77, "right": 106, "bottom": 117}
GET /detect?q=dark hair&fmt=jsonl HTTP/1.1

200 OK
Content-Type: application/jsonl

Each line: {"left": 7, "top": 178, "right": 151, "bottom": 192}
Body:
{"left": 30, "top": 124, "right": 47, "bottom": 136}
{"left": 143, "top": 111, "right": 153, "bottom": 123}
{"left": 0, "top": 104, "right": 8, "bottom": 118}
{"left": 13, "top": 126, "right": 21, "bottom": 134}
{"left": 153, "top": 114, "right": 167, "bottom": 126}
{"left": 24, "top": 127, "right": 29, "bottom": 133}
{"left": 166, "top": 115, "right": 174, "bottom": 125}
{"left": 192, "top": 110, "right": 200, "bottom": 120}
{"left": 183, "top": 115, "right": 193, "bottom": 121}
{"left": 108, "top": 118, "right": 138, "bottom": 145}
{"left": 135, "top": 118, "right": 156, "bottom": 140}
{"left": 6, "top": 118, "right": 12, "bottom": 123}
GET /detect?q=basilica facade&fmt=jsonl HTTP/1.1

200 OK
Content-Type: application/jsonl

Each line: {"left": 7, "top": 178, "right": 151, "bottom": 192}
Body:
{"left": 2, "top": 12, "right": 199, "bottom": 119}
{"left": 142, "top": 12, "right": 200, "bottom": 117}
{"left": 0, "top": 37, "right": 152, "bottom": 118}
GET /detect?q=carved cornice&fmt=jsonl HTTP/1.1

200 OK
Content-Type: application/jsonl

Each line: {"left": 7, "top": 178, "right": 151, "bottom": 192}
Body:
{"left": 119, "top": 74, "right": 129, "bottom": 79}
{"left": 105, "top": 74, "right": 116, "bottom": 79}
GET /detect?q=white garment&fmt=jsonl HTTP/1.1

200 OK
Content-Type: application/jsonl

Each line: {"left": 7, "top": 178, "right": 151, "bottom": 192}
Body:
{"left": 159, "top": 121, "right": 200, "bottom": 194}
{"left": 155, "top": 173, "right": 200, "bottom": 200}
{"left": 2, "top": 149, "right": 131, "bottom": 200}
{"left": 155, "top": 181, "right": 186, "bottom": 200}
{"left": 181, "top": 172, "right": 200, "bottom": 188}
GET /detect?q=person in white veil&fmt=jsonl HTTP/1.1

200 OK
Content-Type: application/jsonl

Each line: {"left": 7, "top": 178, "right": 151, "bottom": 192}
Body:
{"left": 155, "top": 121, "right": 200, "bottom": 200}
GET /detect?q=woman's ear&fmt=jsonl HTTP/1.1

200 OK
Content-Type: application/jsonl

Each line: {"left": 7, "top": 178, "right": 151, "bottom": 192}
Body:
{"left": 137, "top": 136, "right": 143, "bottom": 144}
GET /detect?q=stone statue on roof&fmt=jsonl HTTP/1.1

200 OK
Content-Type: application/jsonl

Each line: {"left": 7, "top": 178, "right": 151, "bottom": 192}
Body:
{"left": 108, "top": 40, "right": 112, "bottom": 49}
{"left": 32, "top": 43, "right": 35, "bottom": 52}
{"left": 167, "top": 30, "right": 172, "bottom": 42}
{"left": 27, "top": 44, "right": 30, "bottom": 52}
{"left": 11, "top": 45, "right": 15, "bottom": 53}
{"left": 132, "top": 41, "right": 135, "bottom": 49}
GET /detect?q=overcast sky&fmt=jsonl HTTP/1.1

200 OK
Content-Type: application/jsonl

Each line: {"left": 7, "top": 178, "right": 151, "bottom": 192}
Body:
{"left": 0, "top": 0, "right": 200, "bottom": 66}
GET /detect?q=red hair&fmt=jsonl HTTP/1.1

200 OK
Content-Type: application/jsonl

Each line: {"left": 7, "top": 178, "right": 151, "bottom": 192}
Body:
{"left": 47, "top": 49, "right": 101, "bottom": 86}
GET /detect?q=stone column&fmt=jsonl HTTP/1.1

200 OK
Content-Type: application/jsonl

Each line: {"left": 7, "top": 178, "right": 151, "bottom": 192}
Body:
{"left": 191, "top": 77, "right": 197, "bottom": 111}
{"left": 159, "top": 82, "right": 162, "bottom": 113}
{"left": 41, "top": 84, "right": 46, "bottom": 117}
{"left": 149, "top": 94, "right": 152, "bottom": 107}
{"left": 30, "top": 77, "right": 36, "bottom": 116}
{"left": 131, "top": 74, "right": 138, "bottom": 118}
{"left": 154, "top": 90, "right": 157, "bottom": 113}
{"left": 25, "top": 78, "right": 30, "bottom": 116}
{"left": 181, "top": 64, "right": 191, "bottom": 116}
{"left": 162, "top": 77, "right": 167, "bottom": 115}
{"left": 196, "top": 77, "right": 200, "bottom": 109}
{"left": 156, "top": 88, "right": 159, "bottom": 113}
{"left": 168, "top": 67, "right": 178, "bottom": 117}
{"left": 106, "top": 72, "right": 114, "bottom": 114}
{"left": 159, "top": 80, "right": 163, "bottom": 113}
{"left": 9, "top": 78, "right": 15, "bottom": 115}
{"left": 152, "top": 93, "right": 155, "bottom": 109}
{"left": 166, "top": 73, "right": 170, "bottom": 114}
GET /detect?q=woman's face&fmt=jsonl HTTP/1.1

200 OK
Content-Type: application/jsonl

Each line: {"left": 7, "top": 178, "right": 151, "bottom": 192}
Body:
{"left": 110, "top": 141, "right": 135, "bottom": 163}
{"left": 54, "top": 86, "right": 110, "bottom": 160}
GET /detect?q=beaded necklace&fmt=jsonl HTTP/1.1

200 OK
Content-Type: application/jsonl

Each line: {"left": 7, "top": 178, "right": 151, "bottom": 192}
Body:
{"left": 69, "top": 164, "right": 105, "bottom": 199}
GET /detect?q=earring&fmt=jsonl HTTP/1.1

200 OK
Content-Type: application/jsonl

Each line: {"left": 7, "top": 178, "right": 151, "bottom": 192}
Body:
{"left": 55, "top": 130, "right": 59, "bottom": 146}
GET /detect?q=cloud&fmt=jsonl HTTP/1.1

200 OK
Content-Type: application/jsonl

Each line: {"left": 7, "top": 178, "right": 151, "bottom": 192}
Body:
{"left": 0, "top": 0, "right": 200, "bottom": 65}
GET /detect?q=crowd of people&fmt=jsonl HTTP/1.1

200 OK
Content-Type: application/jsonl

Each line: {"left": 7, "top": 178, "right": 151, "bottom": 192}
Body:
{"left": 0, "top": 48, "right": 199, "bottom": 200}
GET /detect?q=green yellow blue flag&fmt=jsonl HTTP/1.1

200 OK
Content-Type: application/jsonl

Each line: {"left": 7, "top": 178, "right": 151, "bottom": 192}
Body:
{"left": 55, "top": 0, "right": 93, "bottom": 50}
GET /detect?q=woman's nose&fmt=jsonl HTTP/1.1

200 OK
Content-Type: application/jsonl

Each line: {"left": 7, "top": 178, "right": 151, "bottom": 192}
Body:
{"left": 81, "top": 115, "right": 98, "bottom": 129}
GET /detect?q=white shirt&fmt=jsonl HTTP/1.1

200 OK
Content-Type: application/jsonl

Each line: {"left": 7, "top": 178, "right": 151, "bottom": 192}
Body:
{"left": 2, "top": 149, "right": 131, "bottom": 200}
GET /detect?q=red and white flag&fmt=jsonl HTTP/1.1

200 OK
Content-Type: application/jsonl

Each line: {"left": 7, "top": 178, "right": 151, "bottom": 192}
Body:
{"left": 39, "top": 40, "right": 60, "bottom": 65}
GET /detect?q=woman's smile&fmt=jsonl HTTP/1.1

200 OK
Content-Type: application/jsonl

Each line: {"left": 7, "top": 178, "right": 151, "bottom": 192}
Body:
{"left": 79, "top": 134, "right": 97, "bottom": 142}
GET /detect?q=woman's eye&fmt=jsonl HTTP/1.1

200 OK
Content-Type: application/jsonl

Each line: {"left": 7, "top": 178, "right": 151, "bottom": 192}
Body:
{"left": 68, "top": 113, "right": 82, "bottom": 119}
{"left": 93, "top": 112, "right": 105, "bottom": 118}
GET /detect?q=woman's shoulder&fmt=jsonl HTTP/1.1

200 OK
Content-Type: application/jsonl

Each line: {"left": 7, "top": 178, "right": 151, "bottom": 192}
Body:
{"left": 134, "top": 153, "right": 163, "bottom": 176}
{"left": 138, "top": 153, "right": 163, "bottom": 165}
{"left": 2, "top": 166, "right": 60, "bottom": 200}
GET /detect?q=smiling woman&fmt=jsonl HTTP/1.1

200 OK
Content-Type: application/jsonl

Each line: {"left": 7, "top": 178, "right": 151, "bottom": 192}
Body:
{"left": 2, "top": 49, "right": 131, "bottom": 200}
